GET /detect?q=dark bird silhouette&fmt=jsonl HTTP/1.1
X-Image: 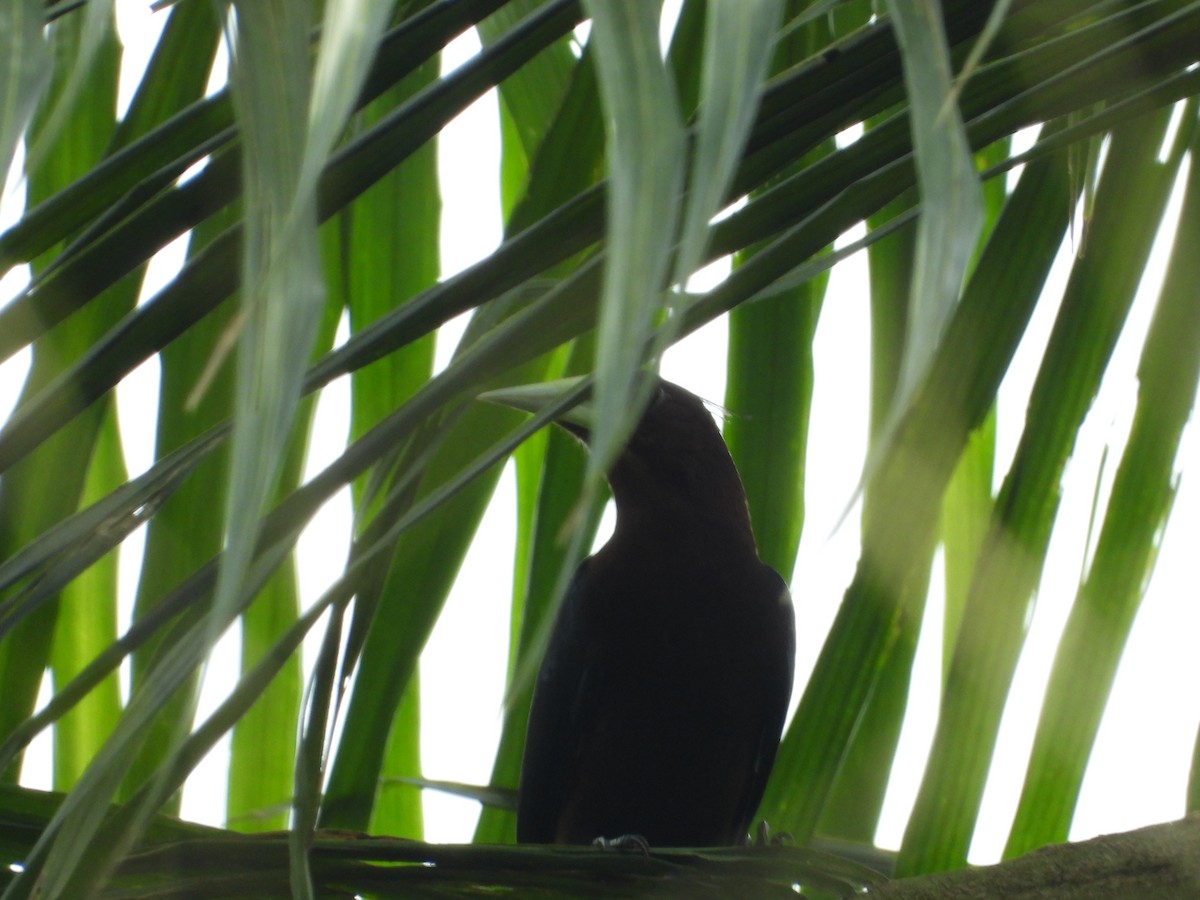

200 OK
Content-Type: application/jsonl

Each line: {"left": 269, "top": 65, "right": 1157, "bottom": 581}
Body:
{"left": 489, "top": 376, "right": 795, "bottom": 847}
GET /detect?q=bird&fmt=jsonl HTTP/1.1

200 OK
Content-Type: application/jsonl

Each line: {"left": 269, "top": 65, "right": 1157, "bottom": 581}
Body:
{"left": 486, "top": 375, "right": 795, "bottom": 847}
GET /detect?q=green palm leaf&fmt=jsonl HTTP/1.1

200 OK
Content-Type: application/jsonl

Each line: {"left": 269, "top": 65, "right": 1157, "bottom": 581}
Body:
{"left": 1, "top": 1, "right": 1198, "bottom": 896}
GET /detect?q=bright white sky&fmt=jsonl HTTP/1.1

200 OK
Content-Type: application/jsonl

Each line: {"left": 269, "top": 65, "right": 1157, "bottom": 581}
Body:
{"left": 2, "top": 1, "right": 1198, "bottom": 866}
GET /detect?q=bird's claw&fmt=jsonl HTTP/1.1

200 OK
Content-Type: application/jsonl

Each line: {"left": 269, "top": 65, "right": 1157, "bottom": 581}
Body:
{"left": 750, "top": 821, "right": 794, "bottom": 846}
{"left": 592, "top": 833, "right": 651, "bottom": 856}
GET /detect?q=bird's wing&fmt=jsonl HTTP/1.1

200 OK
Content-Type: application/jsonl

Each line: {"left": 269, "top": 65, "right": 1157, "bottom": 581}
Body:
{"left": 516, "top": 558, "right": 602, "bottom": 843}
{"left": 737, "top": 569, "right": 796, "bottom": 838}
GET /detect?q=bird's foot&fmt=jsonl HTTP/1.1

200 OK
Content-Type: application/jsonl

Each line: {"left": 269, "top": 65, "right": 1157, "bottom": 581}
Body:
{"left": 592, "top": 834, "right": 650, "bottom": 856}
{"left": 750, "top": 821, "right": 794, "bottom": 846}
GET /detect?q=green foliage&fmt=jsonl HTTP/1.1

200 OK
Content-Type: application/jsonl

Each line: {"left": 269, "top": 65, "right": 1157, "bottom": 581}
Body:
{"left": 0, "top": 0, "right": 1198, "bottom": 895}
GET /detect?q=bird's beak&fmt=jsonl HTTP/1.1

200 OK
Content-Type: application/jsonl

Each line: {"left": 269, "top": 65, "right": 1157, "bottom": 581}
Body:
{"left": 479, "top": 377, "right": 595, "bottom": 434}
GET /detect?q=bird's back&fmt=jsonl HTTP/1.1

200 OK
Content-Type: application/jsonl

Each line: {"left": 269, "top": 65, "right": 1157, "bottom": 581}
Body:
{"left": 517, "top": 533, "right": 794, "bottom": 846}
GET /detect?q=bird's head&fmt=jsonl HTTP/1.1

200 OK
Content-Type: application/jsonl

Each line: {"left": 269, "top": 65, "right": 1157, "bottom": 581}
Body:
{"left": 481, "top": 376, "right": 755, "bottom": 547}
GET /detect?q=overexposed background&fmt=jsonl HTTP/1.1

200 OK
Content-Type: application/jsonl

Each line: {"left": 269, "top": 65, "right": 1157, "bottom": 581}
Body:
{"left": 2, "top": 1, "right": 1197, "bottom": 865}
